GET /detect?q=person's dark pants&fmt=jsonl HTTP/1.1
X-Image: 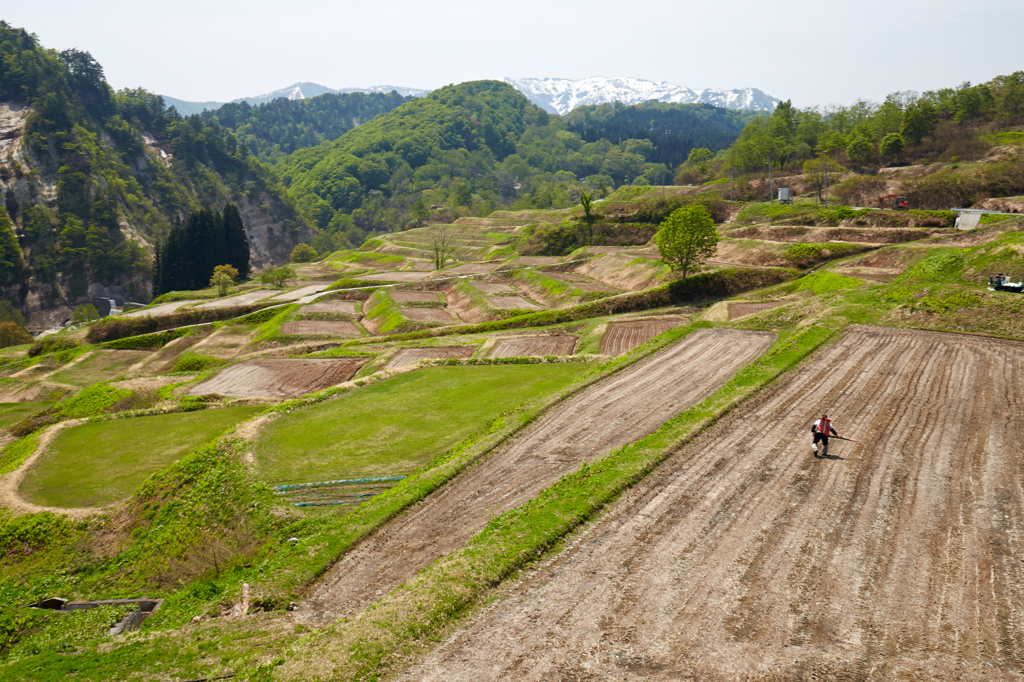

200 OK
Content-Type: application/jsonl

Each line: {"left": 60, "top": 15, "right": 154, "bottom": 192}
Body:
{"left": 813, "top": 432, "right": 829, "bottom": 456}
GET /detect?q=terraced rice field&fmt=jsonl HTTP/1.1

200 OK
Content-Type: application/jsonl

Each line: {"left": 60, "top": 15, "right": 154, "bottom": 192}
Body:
{"left": 402, "top": 308, "right": 456, "bottom": 323}
{"left": 488, "top": 296, "right": 542, "bottom": 310}
{"left": 359, "top": 272, "right": 431, "bottom": 282}
{"left": 302, "top": 301, "right": 359, "bottom": 314}
{"left": 385, "top": 346, "right": 475, "bottom": 369}
{"left": 729, "top": 300, "right": 786, "bottom": 320}
{"left": 516, "top": 256, "right": 563, "bottom": 265}
{"left": 470, "top": 282, "right": 517, "bottom": 294}
{"left": 280, "top": 321, "right": 362, "bottom": 336}
{"left": 186, "top": 358, "right": 366, "bottom": 399}
{"left": 443, "top": 263, "right": 502, "bottom": 275}
{"left": 295, "top": 328, "right": 774, "bottom": 625}
{"left": 390, "top": 291, "right": 442, "bottom": 303}
{"left": 120, "top": 299, "right": 200, "bottom": 318}
{"left": 194, "top": 290, "right": 275, "bottom": 309}
{"left": 486, "top": 336, "right": 577, "bottom": 358}
{"left": 601, "top": 318, "right": 687, "bottom": 354}
{"left": 400, "top": 326, "right": 1024, "bottom": 681}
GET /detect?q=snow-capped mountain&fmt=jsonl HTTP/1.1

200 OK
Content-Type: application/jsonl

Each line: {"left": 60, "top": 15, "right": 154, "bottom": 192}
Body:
{"left": 502, "top": 77, "right": 779, "bottom": 115}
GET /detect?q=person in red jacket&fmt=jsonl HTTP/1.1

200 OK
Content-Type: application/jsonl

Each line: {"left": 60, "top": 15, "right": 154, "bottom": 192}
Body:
{"left": 811, "top": 413, "right": 839, "bottom": 457}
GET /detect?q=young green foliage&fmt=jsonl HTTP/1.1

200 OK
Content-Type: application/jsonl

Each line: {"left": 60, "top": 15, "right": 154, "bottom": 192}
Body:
{"left": 655, "top": 204, "right": 719, "bottom": 280}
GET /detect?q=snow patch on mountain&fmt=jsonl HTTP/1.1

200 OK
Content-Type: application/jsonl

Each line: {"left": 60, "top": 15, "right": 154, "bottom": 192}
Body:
{"left": 502, "top": 77, "right": 779, "bottom": 115}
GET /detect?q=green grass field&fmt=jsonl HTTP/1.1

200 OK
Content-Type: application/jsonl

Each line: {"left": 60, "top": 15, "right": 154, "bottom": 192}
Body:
{"left": 0, "top": 401, "right": 52, "bottom": 430}
{"left": 255, "top": 363, "right": 591, "bottom": 484}
{"left": 19, "top": 405, "right": 264, "bottom": 508}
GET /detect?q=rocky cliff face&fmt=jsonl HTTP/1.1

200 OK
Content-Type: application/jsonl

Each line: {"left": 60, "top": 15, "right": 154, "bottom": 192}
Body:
{"left": 0, "top": 101, "right": 308, "bottom": 332}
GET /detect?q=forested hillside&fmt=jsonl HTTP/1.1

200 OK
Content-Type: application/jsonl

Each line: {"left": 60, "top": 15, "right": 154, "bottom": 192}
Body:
{"left": 562, "top": 101, "right": 759, "bottom": 167}
{"left": 702, "top": 74, "right": 1024, "bottom": 208}
{"left": 273, "top": 81, "right": 740, "bottom": 248}
{"left": 198, "top": 91, "right": 411, "bottom": 162}
{"left": 0, "top": 21, "right": 310, "bottom": 328}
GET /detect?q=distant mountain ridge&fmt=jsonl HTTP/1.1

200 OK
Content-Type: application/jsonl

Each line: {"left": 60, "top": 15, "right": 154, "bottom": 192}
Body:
{"left": 162, "top": 78, "right": 779, "bottom": 117}
{"left": 503, "top": 77, "right": 780, "bottom": 115}
{"left": 162, "top": 82, "right": 431, "bottom": 116}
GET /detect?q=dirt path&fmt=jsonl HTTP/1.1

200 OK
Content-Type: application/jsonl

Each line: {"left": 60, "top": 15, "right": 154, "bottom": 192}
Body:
{"left": 292, "top": 328, "right": 775, "bottom": 626}
{"left": 400, "top": 326, "right": 1024, "bottom": 681}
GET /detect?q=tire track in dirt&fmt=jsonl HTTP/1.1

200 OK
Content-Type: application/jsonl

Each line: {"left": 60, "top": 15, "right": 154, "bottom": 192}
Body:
{"left": 400, "top": 326, "right": 1024, "bottom": 680}
{"left": 292, "top": 328, "right": 775, "bottom": 626}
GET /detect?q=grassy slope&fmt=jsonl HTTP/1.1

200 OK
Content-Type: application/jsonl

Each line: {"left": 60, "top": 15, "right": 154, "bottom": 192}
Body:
{"left": 19, "top": 405, "right": 264, "bottom": 508}
{"left": 255, "top": 363, "right": 591, "bottom": 484}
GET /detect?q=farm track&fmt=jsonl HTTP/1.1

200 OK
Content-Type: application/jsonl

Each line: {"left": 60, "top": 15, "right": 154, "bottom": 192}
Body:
{"left": 401, "top": 326, "right": 1024, "bottom": 681}
{"left": 601, "top": 319, "right": 686, "bottom": 355}
{"left": 293, "top": 328, "right": 774, "bottom": 626}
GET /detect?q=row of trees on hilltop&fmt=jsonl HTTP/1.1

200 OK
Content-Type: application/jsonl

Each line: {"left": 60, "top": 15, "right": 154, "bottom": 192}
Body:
{"left": 200, "top": 91, "right": 411, "bottom": 162}
{"left": 152, "top": 205, "right": 250, "bottom": 296}
{"left": 563, "top": 101, "right": 759, "bottom": 168}
{"left": 718, "top": 73, "right": 1024, "bottom": 175}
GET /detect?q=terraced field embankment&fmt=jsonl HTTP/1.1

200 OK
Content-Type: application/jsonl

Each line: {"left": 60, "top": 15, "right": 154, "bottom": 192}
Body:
{"left": 293, "top": 328, "right": 774, "bottom": 625}
{"left": 401, "top": 326, "right": 1024, "bottom": 681}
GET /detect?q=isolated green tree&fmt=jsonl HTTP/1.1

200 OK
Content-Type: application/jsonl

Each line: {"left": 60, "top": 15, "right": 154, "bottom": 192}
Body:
{"left": 802, "top": 157, "right": 846, "bottom": 202}
{"left": 577, "top": 190, "right": 600, "bottom": 246}
{"left": 655, "top": 205, "right": 718, "bottom": 280}
{"left": 880, "top": 133, "right": 905, "bottom": 160}
{"left": 290, "top": 243, "right": 317, "bottom": 263}
{"left": 428, "top": 224, "right": 455, "bottom": 270}
{"left": 209, "top": 264, "right": 239, "bottom": 296}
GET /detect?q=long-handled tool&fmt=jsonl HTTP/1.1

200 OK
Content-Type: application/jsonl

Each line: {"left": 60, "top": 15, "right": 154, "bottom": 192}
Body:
{"left": 830, "top": 435, "right": 858, "bottom": 443}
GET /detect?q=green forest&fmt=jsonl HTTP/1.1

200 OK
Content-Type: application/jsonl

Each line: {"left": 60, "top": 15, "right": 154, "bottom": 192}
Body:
{"left": 198, "top": 91, "right": 411, "bottom": 162}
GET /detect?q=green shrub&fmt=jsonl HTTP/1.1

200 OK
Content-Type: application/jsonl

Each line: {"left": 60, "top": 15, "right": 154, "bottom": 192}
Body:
{"left": 101, "top": 328, "right": 191, "bottom": 350}
{"left": 27, "top": 337, "right": 78, "bottom": 358}
{"left": 170, "top": 354, "right": 226, "bottom": 373}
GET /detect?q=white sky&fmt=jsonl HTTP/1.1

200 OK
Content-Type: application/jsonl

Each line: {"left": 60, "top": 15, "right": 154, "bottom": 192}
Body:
{"left": 6, "top": 0, "right": 1023, "bottom": 108}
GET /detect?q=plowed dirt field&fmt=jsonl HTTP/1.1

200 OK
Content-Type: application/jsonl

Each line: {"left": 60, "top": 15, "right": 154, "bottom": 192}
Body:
{"left": 471, "top": 282, "right": 518, "bottom": 294}
{"left": 301, "top": 301, "right": 359, "bottom": 314}
{"left": 280, "top": 321, "right": 361, "bottom": 336}
{"left": 489, "top": 296, "right": 542, "bottom": 310}
{"left": 443, "top": 263, "right": 503, "bottom": 275}
{"left": 601, "top": 319, "right": 685, "bottom": 354}
{"left": 403, "top": 308, "right": 457, "bottom": 323}
{"left": 391, "top": 291, "right": 442, "bottom": 303}
{"left": 269, "top": 284, "right": 325, "bottom": 301}
{"left": 186, "top": 358, "right": 365, "bottom": 399}
{"left": 486, "top": 336, "right": 577, "bottom": 358}
{"left": 729, "top": 300, "right": 786, "bottom": 320}
{"left": 402, "top": 326, "right": 1024, "bottom": 681}
{"left": 293, "top": 328, "right": 774, "bottom": 625}
{"left": 385, "top": 346, "right": 475, "bottom": 369}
